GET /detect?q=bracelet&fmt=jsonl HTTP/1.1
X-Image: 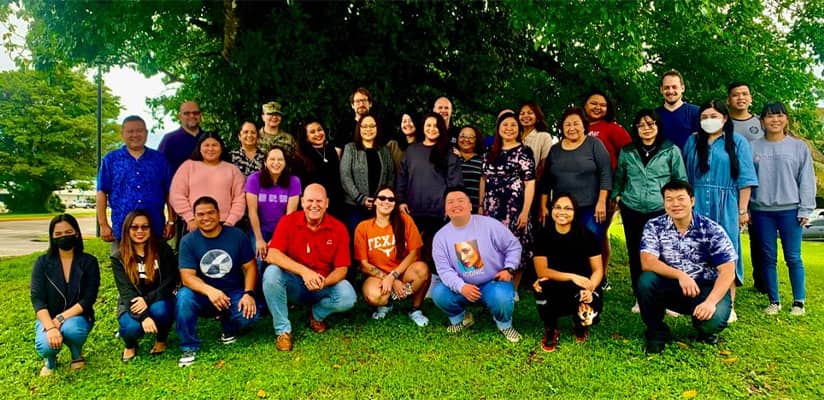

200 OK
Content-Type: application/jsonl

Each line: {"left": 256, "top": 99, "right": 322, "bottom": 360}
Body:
{"left": 45, "top": 326, "right": 57, "bottom": 332}
{"left": 390, "top": 271, "right": 400, "bottom": 279}
{"left": 739, "top": 210, "right": 748, "bottom": 215}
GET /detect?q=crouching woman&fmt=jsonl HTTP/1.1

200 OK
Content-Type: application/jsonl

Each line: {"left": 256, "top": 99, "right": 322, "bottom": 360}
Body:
{"left": 533, "top": 194, "right": 603, "bottom": 352}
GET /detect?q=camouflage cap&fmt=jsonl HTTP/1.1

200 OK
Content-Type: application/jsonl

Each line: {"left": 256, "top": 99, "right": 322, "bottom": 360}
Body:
{"left": 262, "top": 101, "right": 283, "bottom": 115}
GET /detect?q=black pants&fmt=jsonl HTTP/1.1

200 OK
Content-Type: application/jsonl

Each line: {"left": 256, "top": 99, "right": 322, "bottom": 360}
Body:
{"left": 534, "top": 280, "right": 603, "bottom": 330}
{"left": 618, "top": 203, "right": 665, "bottom": 293}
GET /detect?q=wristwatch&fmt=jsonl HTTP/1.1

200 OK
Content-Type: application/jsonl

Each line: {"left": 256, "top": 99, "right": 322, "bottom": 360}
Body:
{"left": 391, "top": 271, "right": 400, "bottom": 279}
{"left": 56, "top": 314, "right": 65, "bottom": 324}
{"left": 243, "top": 290, "right": 256, "bottom": 297}
{"left": 505, "top": 268, "right": 516, "bottom": 275}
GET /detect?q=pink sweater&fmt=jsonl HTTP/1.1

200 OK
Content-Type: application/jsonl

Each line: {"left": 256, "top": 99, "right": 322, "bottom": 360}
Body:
{"left": 170, "top": 160, "right": 247, "bottom": 225}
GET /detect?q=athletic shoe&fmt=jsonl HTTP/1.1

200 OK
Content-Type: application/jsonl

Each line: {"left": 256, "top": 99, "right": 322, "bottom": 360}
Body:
{"left": 513, "top": 292, "right": 520, "bottom": 302}
{"left": 574, "top": 327, "right": 589, "bottom": 343}
{"left": 371, "top": 305, "right": 393, "bottom": 320}
{"left": 309, "top": 314, "right": 328, "bottom": 333}
{"left": 665, "top": 309, "right": 681, "bottom": 317}
{"left": 500, "top": 327, "right": 522, "bottom": 343}
{"left": 178, "top": 351, "right": 196, "bottom": 367}
{"left": 408, "top": 310, "right": 429, "bottom": 327}
{"left": 446, "top": 312, "right": 475, "bottom": 333}
{"left": 219, "top": 332, "right": 237, "bottom": 345}
{"left": 541, "top": 328, "right": 560, "bottom": 352}
{"left": 764, "top": 303, "right": 781, "bottom": 315}
{"left": 790, "top": 301, "right": 805, "bottom": 316}
{"left": 39, "top": 365, "right": 54, "bottom": 377}
{"left": 727, "top": 308, "right": 738, "bottom": 323}
{"left": 631, "top": 302, "right": 640, "bottom": 314}
{"left": 276, "top": 332, "right": 292, "bottom": 351}
{"left": 645, "top": 341, "right": 666, "bottom": 354}
{"left": 600, "top": 279, "right": 612, "bottom": 291}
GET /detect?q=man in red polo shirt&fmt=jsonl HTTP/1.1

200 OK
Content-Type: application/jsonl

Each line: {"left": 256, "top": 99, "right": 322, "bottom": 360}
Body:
{"left": 262, "top": 183, "right": 356, "bottom": 351}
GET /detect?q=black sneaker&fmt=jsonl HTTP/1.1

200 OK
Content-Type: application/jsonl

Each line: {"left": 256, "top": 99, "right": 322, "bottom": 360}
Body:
{"left": 697, "top": 333, "right": 720, "bottom": 345}
{"left": 600, "top": 279, "right": 612, "bottom": 291}
{"left": 178, "top": 351, "right": 196, "bottom": 367}
{"left": 219, "top": 332, "right": 237, "bottom": 345}
{"left": 645, "top": 341, "right": 666, "bottom": 354}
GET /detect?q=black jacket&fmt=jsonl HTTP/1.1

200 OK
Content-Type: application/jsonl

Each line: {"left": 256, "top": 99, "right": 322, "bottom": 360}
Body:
{"left": 111, "top": 241, "right": 179, "bottom": 320}
{"left": 30, "top": 252, "right": 100, "bottom": 321}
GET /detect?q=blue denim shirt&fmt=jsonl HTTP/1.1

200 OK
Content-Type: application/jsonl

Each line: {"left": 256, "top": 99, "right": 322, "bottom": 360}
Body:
{"left": 640, "top": 212, "right": 737, "bottom": 282}
{"left": 97, "top": 146, "right": 171, "bottom": 240}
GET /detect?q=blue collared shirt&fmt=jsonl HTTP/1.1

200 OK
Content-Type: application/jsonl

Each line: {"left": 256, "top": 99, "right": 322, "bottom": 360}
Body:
{"left": 639, "top": 212, "right": 737, "bottom": 282}
{"left": 97, "top": 146, "right": 171, "bottom": 240}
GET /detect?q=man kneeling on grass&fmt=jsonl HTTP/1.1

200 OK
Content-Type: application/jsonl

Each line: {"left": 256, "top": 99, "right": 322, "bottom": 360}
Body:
{"left": 262, "top": 184, "right": 356, "bottom": 351}
{"left": 638, "top": 180, "right": 736, "bottom": 354}
{"left": 176, "top": 196, "right": 259, "bottom": 367}
{"left": 431, "top": 186, "right": 523, "bottom": 342}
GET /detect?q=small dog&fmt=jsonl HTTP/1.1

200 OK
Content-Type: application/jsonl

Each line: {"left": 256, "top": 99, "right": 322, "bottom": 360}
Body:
{"left": 578, "top": 302, "right": 599, "bottom": 327}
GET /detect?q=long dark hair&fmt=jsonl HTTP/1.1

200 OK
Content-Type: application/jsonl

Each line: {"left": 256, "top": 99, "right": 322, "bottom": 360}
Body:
{"left": 518, "top": 101, "right": 549, "bottom": 132}
{"left": 118, "top": 210, "right": 158, "bottom": 285}
{"left": 422, "top": 112, "right": 451, "bottom": 172}
{"left": 550, "top": 192, "right": 587, "bottom": 236}
{"left": 191, "top": 131, "right": 231, "bottom": 162}
{"left": 582, "top": 89, "right": 616, "bottom": 122}
{"left": 298, "top": 118, "right": 331, "bottom": 173}
{"left": 696, "top": 100, "right": 739, "bottom": 179}
{"left": 487, "top": 111, "right": 523, "bottom": 163}
{"left": 397, "top": 113, "right": 422, "bottom": 151}
{"left": 373, "top": 185, "right": 408, "bottom": 261}
{"left": 47, "top": 213, "right": 83, "bottom": 257}
{"left": 353, "top": 113, "right": 385, "bottom": 150}
{"left": 630, "top": 109, "right": 665, "bottom": 149}
{"left": 259, "top": 145, "right": 293, "bottom": 188}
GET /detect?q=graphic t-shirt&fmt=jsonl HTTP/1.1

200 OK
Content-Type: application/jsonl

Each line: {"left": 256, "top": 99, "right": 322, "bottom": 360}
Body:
{"left": 179, "top": 226, "right": 254, "bottom": 292}
{"left": 354, "top": 214, "right": 423, "bottom": 273}
{"left": 245, "top": 172, "right": 302, "bottom": 238}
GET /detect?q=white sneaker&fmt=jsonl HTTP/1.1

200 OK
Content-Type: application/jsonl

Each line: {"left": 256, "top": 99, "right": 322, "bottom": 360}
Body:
{"left": 665, "top": 309, "right": 681, "bottom": 317}
{"left": 631, "top": 302, "right": 640, "bottom": 314}
{"left": 408, "top": 310, "right": 429, "bottom": 327}
{"left": 764, "top": 303, "right": 781, "bottom": 315}
{"left": 790, "top": 302, "right": 805, "bottom": 316}
{"left": 513, "top": 292, "right": 520, "bottom": 302}
{"left": 500, "top": 327, "right": 522, "bottom": 343}
{"left": 727, "top": 308, "right": 738, "bottom": 323}
{"left": 371, "top": 305, "right": 393, "bottom": 320}
{"left": 446, "top": 312, "right": 475, "bottom": 333}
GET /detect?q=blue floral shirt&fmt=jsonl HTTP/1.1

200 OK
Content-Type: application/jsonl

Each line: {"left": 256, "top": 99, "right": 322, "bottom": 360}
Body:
{"left": 97, "top": 146, "right": 171, "bottom": 240}
{"left": 639, "top": 212, "right": 737, "bottom": 282}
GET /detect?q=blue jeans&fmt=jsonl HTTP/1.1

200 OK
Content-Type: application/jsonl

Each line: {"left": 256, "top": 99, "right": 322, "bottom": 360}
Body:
{"left": 637, "top": 272, "right": 730, "bottom": 342}
{"left": 262, "top": 265, "right": 356, "bottom": 335}
{"left": 175, "top": 287, "right": 260, "bottom": 352}
{"left": 35, "top": 316, "right": 93, "bottom": 369}
{"left": 750, "top": 209, "right": 806, "bottom": 303}
{"left": 118, "top": 298, "right": 175, "bottom": 348}
{"left": 431, "top": 279, "right": 515, "bottom": 330}
{"left": 579, "top": 205, "right": 606, "bottom": 242}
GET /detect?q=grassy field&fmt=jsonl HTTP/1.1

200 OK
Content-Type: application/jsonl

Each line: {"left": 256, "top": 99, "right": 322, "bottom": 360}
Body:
{"left": 0, "top": 228, "right": 821, "bottom": 399}
{"left": 0, "top": 209, "right": 97, "bottom": 221}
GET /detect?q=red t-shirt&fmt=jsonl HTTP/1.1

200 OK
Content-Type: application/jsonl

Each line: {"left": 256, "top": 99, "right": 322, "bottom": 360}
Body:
{"left": 588, "top": 120, "right": 632, "bottom": 171}
{"left": 354, "top": 214, "right": 423, "bottom": 273}
{"left": 268, "top": 211, "right": 350, "bottom": 276}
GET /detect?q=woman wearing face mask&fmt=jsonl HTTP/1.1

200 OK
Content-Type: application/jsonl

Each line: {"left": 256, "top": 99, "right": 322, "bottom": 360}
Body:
{"left": 684, "top": 100, "right": 758, "bottom": 323}
{"left": 112, "top": 210, "right": 179, "bottom": 362}
{"left": 170, "top": 132, "right": 247, "bottom": 232}
{"left": 612, "top": 109, "right": 687, "bottom": 312}
{"left": 749, "top": 102, "right": 815, "bottom": 316}
{"left": 230, "top": 121, "right": 266, "bottom": 177}
{"left": 31, "top": 214, "right": 100, "bottom": 376}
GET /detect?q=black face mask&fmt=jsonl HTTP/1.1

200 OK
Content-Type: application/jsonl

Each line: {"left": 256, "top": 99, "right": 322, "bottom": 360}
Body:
{"left": 54, "top": 236, "right": 77, "bottom": 251}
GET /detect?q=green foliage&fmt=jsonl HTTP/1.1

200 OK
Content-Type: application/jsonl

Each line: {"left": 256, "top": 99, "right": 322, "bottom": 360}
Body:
{"left": 1, "top": 232, "right": 823, "bottom": 398}
{"left": 0, "top": 68, "right": 120, "bottom": 212}
{"left": 6, "top": 0, "right": 820, "bottom": 144}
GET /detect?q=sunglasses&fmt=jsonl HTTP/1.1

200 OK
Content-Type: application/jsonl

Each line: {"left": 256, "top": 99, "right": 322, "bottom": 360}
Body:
{"left": 375, "top": 196, "right": 396, "bottom": 202}
{"left": 129, "top": 224, "right": 151, "bottom": 231}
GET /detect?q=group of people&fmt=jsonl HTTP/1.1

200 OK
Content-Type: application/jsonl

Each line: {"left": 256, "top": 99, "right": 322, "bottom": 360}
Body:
{"left": 30, "top": 70, "right": 816, "bottom": 375}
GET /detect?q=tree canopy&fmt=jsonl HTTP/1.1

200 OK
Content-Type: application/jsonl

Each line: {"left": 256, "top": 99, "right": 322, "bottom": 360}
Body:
{"left": 0, "top": 68, "right": 120, "bottom": 212}
{"left": 3, "top": 0, "right": 822, "bottom": 140}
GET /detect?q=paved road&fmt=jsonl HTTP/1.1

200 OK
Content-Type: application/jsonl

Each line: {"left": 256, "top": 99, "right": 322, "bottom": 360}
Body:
{"left": 0, "top": 216, "right": 97, "bottom": 258}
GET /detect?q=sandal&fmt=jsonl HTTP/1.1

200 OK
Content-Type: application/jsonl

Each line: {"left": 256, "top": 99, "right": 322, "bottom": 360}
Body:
{"left": 149, "top": 342, "right": 166, "bottom": 355}
{"left": 122, "top": 347, "right": 137, "bottom": 363}
{"left": 70, "top": 357, "right": 86, "bottom": 370}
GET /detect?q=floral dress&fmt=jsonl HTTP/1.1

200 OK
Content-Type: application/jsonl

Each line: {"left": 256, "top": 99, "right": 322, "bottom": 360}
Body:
{"left": 482, "top": 145, "right": 536, "bottom": 262}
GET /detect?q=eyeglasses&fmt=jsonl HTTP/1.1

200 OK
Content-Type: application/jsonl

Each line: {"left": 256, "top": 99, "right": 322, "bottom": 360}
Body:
{"left": 360, "top": 124, "right": 377, "bottom": 129}
{"left": 636, "top": 122, "right": 655, "bottom": 129}
{"left": 376, "top": 196, "right": 396, "bottom": 202}
{"left": 181, "top": 111, "right": 202, "bottom": 116}
{"left": 552, "top": 206, "right": 575, "bottom": 212}
{"left": 129, "top": 224, "right": 151, "bottom": 231}
{"left": 458, "top": 135, "right": 476, "bottom": 140}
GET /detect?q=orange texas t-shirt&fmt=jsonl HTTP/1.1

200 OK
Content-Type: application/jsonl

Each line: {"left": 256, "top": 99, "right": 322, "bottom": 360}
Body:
{"left": 354, "top": 214, "right": 423, "bottom": 273}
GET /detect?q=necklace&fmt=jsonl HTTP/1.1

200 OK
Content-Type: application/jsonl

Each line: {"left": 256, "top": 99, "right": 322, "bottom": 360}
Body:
{"left": 314, "top": 146, "right": 328, "bottom": 163}
{"left": 641, "top": 143, "right": 659, "bottom": 157}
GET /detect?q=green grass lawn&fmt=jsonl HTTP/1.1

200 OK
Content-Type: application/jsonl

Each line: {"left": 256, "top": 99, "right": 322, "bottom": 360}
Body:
{"left": 1, "top": 229, "right": 822, "bottom": 399}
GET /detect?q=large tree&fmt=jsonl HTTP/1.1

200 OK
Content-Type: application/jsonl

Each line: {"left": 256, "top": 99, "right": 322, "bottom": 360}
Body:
{"left": 0, "top": 68, "right": 120, "bottom": 212}
{"left": 4, "top": 0, "right": 822, "bottom": 139}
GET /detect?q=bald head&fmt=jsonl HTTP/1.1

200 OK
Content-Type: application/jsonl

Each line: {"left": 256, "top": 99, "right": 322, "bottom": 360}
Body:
{"left": 178, "top": 101, "right": 202, "bottom": 134}
{"left": 433, "top": 97, "right": 453, "bottom": 127}
{"left": 302, "top": 183, "right": 329, "bottom": 225}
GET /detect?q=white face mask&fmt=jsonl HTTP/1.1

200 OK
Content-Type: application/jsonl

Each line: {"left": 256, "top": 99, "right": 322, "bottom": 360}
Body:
{"left": 700, "top": 118, "right": 724, "bottom": 133}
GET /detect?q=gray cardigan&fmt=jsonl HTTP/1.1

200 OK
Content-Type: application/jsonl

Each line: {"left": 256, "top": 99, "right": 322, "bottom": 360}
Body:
{"left": 340, "top": 142, "right": 395, "bottom": 206}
